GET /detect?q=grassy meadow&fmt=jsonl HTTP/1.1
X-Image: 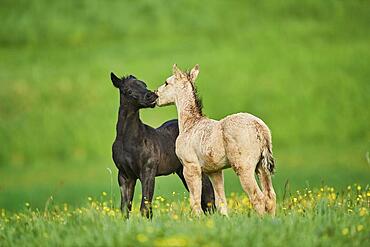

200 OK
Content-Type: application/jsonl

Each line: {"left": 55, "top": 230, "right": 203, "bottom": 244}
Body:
{"left": 1, "top": 185, "right": 369, "bottom": 246}
{"left": 0, "top": 0, "right": 369, "bottom": 245}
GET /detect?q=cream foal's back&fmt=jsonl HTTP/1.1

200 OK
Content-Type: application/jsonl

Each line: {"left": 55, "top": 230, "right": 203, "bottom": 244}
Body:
{"left": 177, "top": 112, "right": 271, "bottom": 174}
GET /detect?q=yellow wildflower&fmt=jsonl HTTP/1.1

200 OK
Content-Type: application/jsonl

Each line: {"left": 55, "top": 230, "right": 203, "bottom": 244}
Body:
{"left": 102, "top": 192, "right": 107, "bottom": 196}
{"left": 341, "top": 228, "right": 349, "bottom": 236}
{"left": 359, "top": 207, "right": 367, "bottom": 216}
{"left": 242, "top": 197, "right": 250, "bottom": 206}
{"left": 356, "top": 225, "right": 364, "bottom": 232}
{"left": 136, "top": 234, "right": 148, "bottom": 243}
{"left": 330, "top": 193, "right": 336, "bottom": 200}
{"left": 154, "top": 236, "right": 187, "bottom": 247}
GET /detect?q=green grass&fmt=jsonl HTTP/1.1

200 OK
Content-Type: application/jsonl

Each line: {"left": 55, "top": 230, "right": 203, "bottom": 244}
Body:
{"left": 1, "top": 185, "right": 369, "bottom": 247}
{"left": 0, "top": 1, "right": 369, "bottom": 244}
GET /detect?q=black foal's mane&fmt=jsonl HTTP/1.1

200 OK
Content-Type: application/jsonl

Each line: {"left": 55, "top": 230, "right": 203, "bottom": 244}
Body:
{"left": 122, "top": 75, "right": 136, "bottom": 81}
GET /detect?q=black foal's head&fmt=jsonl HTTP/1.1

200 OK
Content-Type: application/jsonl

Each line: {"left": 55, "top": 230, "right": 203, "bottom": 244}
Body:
{"left": 111, "top": 72, "right": 158, "bottom": 109}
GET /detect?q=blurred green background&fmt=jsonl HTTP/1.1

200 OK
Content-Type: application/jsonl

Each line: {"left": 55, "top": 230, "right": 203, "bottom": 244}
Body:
{"left": 0, "top": 0, "right": 369, "bottom": 210}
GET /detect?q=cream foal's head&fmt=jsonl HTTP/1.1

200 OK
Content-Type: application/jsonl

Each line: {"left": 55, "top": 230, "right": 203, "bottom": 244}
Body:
{"left": 156, "top": 64, "right": 199, "bottom": 106}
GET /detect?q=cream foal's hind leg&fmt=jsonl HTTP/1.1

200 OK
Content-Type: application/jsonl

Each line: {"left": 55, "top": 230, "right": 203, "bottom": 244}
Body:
{"left": 208, "top": 170, "right": 228, "bottom": 216}
{"left": 223, "top": 137, "right": 266, "bottom": 215}
{"left": 183, "top": 163, "right": 203, "bottom": 216}
{"left": 237, "top": 164, "right": 266, "bottom": 216}
{"left": 223, "top": 128, "right": 266, "bottom": 215}
{"left": 258, "top": 169, "right": 276, "bottom": 216}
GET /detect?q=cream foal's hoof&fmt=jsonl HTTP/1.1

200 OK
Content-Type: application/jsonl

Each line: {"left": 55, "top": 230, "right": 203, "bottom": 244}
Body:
{"left": 191, "top": 208, "right": 203, "bottom": 218}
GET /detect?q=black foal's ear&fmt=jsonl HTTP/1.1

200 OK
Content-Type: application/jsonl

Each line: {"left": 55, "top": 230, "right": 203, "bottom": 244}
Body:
{"left": 110, "top": 72, "right": 122, "bottom": 88}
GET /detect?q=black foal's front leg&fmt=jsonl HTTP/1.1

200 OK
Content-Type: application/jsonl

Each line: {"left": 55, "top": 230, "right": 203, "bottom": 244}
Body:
{"left": 118, "top": 171, "right": 136, "bottom": 218}
{"left": 140, "top": 167, "right": 156, "bottom": 219}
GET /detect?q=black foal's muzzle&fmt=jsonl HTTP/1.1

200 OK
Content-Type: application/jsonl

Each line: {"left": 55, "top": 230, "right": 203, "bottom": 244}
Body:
{"left": 145, "top": 92, "right": 158, "bottom": 102}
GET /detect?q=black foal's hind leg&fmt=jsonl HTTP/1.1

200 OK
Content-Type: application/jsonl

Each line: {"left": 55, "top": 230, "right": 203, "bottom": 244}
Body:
{"left": 140, "top": 168, "right": 156, "bottom": 219}
{"left": 118, "top": 171, "right": 136, "bottom": 218}
{"left": 201, "top": 173, "right": 216, "bottom": 214}
{"left": 176, "top": 168, "right": 216, "bottom": 214}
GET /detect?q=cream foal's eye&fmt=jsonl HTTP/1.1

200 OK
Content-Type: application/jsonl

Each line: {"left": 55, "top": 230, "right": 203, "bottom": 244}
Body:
{"left": 165, "top": 81, "right": 168, "bottom": 86}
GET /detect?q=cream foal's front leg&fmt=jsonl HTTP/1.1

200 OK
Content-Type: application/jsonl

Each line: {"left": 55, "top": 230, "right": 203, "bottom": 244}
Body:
{"left": 183, "top": 163, "right": 203, "bottom": 216}
{"left": 208, "top": 170, "right": 228, "bottom": 216}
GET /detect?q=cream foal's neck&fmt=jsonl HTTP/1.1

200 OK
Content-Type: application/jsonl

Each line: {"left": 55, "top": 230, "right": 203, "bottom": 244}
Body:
{"left": 175, "top": 88, "right": 203, "bottom": 133}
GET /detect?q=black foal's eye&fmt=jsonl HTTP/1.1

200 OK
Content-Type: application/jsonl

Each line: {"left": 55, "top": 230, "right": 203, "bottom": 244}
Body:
{"left": 127, "top": 90, "right": 132, "bottom": 95}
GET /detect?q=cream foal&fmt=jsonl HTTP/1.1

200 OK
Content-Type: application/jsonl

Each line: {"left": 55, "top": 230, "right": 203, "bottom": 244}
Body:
{"left": 156, "top": 64, "right": 276, "bottom": 216}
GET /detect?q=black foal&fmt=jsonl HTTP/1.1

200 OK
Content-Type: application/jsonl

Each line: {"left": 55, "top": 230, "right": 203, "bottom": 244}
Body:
{"left": 110, "top": 72, "right": 215, "bottom": 218}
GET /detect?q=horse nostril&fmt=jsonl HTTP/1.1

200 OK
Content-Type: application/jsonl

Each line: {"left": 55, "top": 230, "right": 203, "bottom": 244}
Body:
{"left": 145, "top": 92, "right": 157, "bottom": 101}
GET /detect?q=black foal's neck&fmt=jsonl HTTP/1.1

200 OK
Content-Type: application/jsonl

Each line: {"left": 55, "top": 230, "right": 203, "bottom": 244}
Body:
{"left": 116, "top": 103, "right": 141, "bottom": 138}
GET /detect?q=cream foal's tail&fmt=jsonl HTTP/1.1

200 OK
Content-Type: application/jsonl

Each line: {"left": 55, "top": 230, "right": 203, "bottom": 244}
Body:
{"left": 259, "top": 142, "right": 275, "bottom": 175}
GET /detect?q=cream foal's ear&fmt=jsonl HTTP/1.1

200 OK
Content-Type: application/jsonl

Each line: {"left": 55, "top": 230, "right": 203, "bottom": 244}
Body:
{"left": 173, "top": 64, "right": 181, "bottom": 75}
{"left": 189, "top": 64, "right": 200, "bottom": 83}
{"left": 173, "top": 63, "right": 185, "bottom": 80}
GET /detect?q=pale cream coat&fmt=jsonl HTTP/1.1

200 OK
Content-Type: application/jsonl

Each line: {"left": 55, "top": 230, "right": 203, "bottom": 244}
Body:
{"left": 156, "top": 64, "right": 276, "bottom": 216}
